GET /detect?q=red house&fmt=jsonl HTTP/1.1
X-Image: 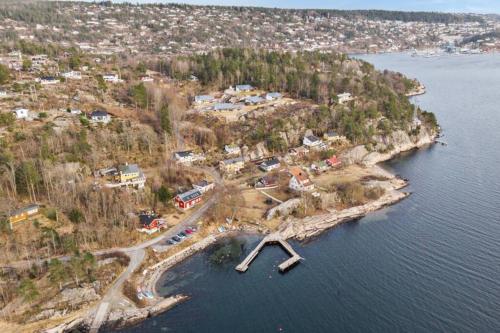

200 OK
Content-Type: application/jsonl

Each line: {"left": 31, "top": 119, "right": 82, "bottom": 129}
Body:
{"left": 138, "top": 213, "right": 165, "bottom": 231}
{"left": 174, "top": 189, "right": 202, "bottom": 210}
{"left": 326, "top": 155, "right": 341, "bottom": 167}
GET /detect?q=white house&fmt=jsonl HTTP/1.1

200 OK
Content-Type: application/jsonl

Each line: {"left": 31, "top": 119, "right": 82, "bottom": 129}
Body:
{"left": 0, "top": 91, "right": 8, "bottom": 98}
{"left": 224, "top": 144, "right": 241, "bottom": 156}
{"left": 337, "top": 92, "right": 353, "bottom": 104}
{"left": 288, "top": 167, "right": 315, "bottom": 192}
{"left": 69, "top": 108, "right": 82, "bottom": 115}
{"left": 193, "top": 180, "right": 215, "bottom": 193}
{"left": 90, "top": 110, "right": 111, "bottom": 124}
{"left": 61, "top": 71, "right": 82, "bottom": 80}
{"left": 303, "top": 135, "right": 322, "bottom": 148}
{"left": 102, "top": 73, "right": 121, "bottom": 83}
{"left": 173, "top": 150, "right": 205, "bottom": 165}
{"left": 12, "top": 108, "right": 29, "bottom": 119}
{"left": 38, "top": 76, "right": 59, "bottom": 85}
{"left": 259, "top": 158, "right": 280, "bottom": 172}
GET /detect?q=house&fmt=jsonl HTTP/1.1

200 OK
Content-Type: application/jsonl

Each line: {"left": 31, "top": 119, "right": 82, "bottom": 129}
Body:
{"left": 311, "top": 160, "right": 329, "bottom": 173}
{"left": 38, "top": 76, "right": 59, "bottom": 85}
{"left": 303, "top": 135, "right": 322, "bottom": 148}
{"left": 213, "top": 103, "right": 242, "bottom": 111}
{"left": 12, "top": 108, "right": 29, "bottom": 119}
{"left": 9, "top": 204, "right": 40, "bottom": 228}
{"left": 173, "top": 150, "right": 205, "bottom": 165}
{"left": 224, "top": 144, "right": 241, "bottom": 156}
{"left": 323, "top": 130, "right": 345, "bottom": 142}
{"left": 259, "top": 158, "right": 280, "bottom": 172}
{"left": 138, "top": 212, "right": 165, "bottom": 232}
{"left": 61, "top": 71, "right": 82, "bottom": 80}
{"left": 174, "top": 189, "right": 202, "bottom": 210}
{"left": 235, "top": 84, "right": 253, "bottom": 92}
{"left": 288, "top": 167, "right": 315, "bottom": 192}
{"left": 194, "top": 95, "right": 214, "bottom": 104}
{"left": 116, "top": 163, "right": 146, "bottom": 188}
{"left": 0, "top": 90, "right": 8, "bottom": 98}
{"left": 326, "top": 155, "right": 341, "bottom": 167}
{"left": 337, "top": 92, "right": 353, "bottom": 104}
{"left": 69, "top": 108, "right": 82, "bottom": 115}
{"left": 219, "top": 157, "right": 245, "bottom": 174}
{"left": 90, "top": 110, "right": 111, "bottom": 124}
{"left": 193, "top": 180, "right": 215, "bottom": 193}
{"left": 265, "top": 92, "right": 282, "bottom": 101}
{"left": 288, "top": 146, "right": 310, "bottom": 157}
{"left": 244, "top": 96, "right": 265, "bottom": 105}
{"left": 102, "top": 73, "right": 120, "bottom": 83}
{"left": 255, "top": 175, "right": 278, "bottom": 189}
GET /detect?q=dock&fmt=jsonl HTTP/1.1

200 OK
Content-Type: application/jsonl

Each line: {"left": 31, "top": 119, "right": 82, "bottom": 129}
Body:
{"left": 235, "top": 234, "right": 302, "bottom": 273}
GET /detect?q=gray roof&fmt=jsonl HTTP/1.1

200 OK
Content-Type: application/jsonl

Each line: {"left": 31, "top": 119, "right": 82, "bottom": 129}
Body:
{"left": 222, "top": 157, "right": 244, "bottom": 165}
{"left": 175, "top": 150, "right": 193, "bottom": 158}
{"left": 177, "top": 189, "right": 202, "bottom": 202}
{"left": 213, "top": 103, "right": 243, "bottom": 111}
{"left": 91, "top": 110, "right": 108, "bottom": 117}
{"left": 261, "top": 158, "right": 280, "bottom": 168}
{"left": 194, "top": 180, "right": 211, "bottom": 187}
{"left": 306, "top": 135, "right": 320, "bottom": 142}
{"left": 266, "top": 92, "right": 282, "bottom": 98}
{"left": 195, "top": 95, "right": 214, "bottom": 102}
{"left": 119, "top": 164, "right": 140, "bottom": 174}
{"left": 10, "top": 204, "right": 39, "bottom": 217}
{"left": 245, "top": 96, "right": 265, "bottom": 104}
{"left": 236, "top": 84, "right": 253, "bottom": 91}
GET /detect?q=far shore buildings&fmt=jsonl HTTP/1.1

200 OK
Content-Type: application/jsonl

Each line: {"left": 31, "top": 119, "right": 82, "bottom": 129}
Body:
{"left": 102, "top": 73, "right": 121, "bottom": 83}
{"left": 138, "top": 212, "right": 165, "bottom": 233}
{"left": 323, "top": 130, "right": 345, "bottom": 142}
{"left": 111, "top": 163, "right": 146, "bottom": 189}
{"left": 61, "top": 70, "right": 82, "bottom": 80}
{"left": 265, "top": 92, "right": 282, "bottom": 101}
{"left": 193, "top": 180, "right": 215, "bottom": 193}
{"left": 38, "top": 76, "right": 60, "bottom": 85}
{"left": 259, "top": 157, "right": 280, "bottom": 172}
{"left": 213, "top": 103, "right": 243, "bottom": 111}
{"left": 288, "top": 167, "right": 315, "bottom": 192}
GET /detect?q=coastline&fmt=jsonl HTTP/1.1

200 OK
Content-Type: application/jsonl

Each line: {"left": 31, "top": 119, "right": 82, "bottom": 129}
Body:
{"left": 132, "top": 129, "right": 438, "bottom": 330}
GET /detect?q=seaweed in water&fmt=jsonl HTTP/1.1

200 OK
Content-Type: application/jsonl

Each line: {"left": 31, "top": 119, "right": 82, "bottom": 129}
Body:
{"left": 209, "top": 238, "right": 244, "bottom": 264}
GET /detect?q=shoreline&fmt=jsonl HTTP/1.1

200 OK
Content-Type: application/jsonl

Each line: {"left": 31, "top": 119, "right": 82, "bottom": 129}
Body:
{"left": 131, "top": 133, "right": 438, "bottom": 330}
{"left": 41, "top": 126, "right": 438, "bottom": 333}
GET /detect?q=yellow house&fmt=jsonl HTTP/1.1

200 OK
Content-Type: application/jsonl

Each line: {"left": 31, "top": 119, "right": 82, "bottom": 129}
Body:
{"left": 9, "top": 204, "right": 40, "bottom": 227}
{"left": 117, "top": 164, "right": 141, "bottom": 183}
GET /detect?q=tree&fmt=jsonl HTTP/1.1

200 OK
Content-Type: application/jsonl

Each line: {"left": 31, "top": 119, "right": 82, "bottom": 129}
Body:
{"left": 81, "top": 252, "right": 96, "bottom": 282}
{"left": 130, "top": 83, "right": 148, "bottom": 109}
{"left": 18, "top": 278, "right": 39, "bottom": 303}
{"left": 69, "top": 254, "right": 85, "bottom": 286}
{"left": 68, "top": 208, "right": 84, "bottom": 224}
{"left": 156, "top": 185, "right": 173, "bottom": 204}
{"left": 68, "top": 55, "right": 80, "bottom": 70}
{"left": 22, "top": 59, "right": 32, "bottom": 71}
{"left": 48, "top": 259, "right": 68, "bottom": 290}
{"left": 159, "top": 104, "right": 172, "bottom": 135}
{"left": 0, "top": 64, "right": 10, "bottom": 84}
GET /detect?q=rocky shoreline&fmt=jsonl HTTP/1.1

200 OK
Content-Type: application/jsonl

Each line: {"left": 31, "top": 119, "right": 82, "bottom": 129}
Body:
{"left": 43, "top": 127, "right": 438, "bottom": 333}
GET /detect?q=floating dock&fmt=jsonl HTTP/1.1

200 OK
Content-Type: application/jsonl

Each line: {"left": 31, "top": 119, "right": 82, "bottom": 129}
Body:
{"left": 235, "top": 234, "right": 302, "bottom": 273}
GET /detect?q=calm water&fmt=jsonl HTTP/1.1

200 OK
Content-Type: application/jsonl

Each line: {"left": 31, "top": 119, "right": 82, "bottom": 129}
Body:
{"left": 112, "top": 53, "right": 500, "bottom": 332}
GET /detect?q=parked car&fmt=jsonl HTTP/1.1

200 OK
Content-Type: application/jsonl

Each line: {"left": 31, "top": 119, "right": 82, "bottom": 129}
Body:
{"left": 179, "top": 231, "right": 188, "bottom": 238}
{"left": 185, "top": 228, "right": 193, "bottom": 234}
{"left": 167, "top": 239, "right": 175, "bottom": 245}
{"left": 172, "top": 236, "right": 181, "bottom": 242}
{"left": 177, "top": 233, "right": 186, "bottom": 239}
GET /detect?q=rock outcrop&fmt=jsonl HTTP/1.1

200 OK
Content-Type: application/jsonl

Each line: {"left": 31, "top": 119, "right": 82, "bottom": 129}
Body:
{"left": 266, "top": 198, "right": 301, "bottom": 220}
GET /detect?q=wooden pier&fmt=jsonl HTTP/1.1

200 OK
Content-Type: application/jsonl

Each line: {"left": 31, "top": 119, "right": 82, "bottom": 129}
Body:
{"left": 235, "top": 234, "right": 302, "bottom": 273}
